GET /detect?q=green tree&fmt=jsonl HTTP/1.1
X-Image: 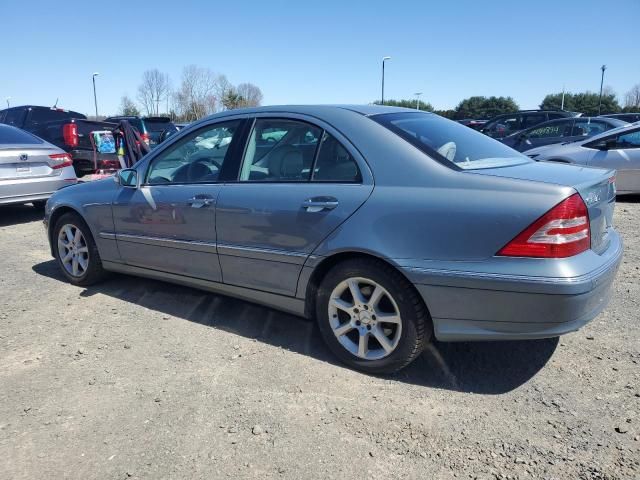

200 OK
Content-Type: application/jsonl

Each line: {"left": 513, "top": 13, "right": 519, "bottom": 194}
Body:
{"left": 454, "top": 96, "right": 519, "bottom": 119}
{"left": 119, "top": 95, "right": 140, "bottom": 116}
{"left": 540, "top": 91, "right": 621, "bottom": 115}
{"left": 373, "top": 99, "right": 434, "bottom": 111}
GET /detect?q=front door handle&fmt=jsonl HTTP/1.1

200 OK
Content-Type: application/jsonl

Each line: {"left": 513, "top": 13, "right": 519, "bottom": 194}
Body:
{"left": 302, "top": 196, "right": 339, "bottom": 213}
{"left": 187, "top": 195, "right": 214, "bottom": 208}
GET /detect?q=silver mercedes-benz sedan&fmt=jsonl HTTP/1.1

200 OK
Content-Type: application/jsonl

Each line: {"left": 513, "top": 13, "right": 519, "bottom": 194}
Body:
{"left": 0, "top": 124, "right": 77, "bottom": 208}
{"left": 525, "top": 122, "right": 640, "bottom": 194}
{"left": 43, "top": 106, "right": 623, "bottom": 374}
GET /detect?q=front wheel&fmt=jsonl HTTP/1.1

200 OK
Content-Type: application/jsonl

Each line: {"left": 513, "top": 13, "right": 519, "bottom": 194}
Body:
{"left": 53, "top": 212, "right": 106, "bottom": 286}
{"left": 316, "top": 258, "right": 432, "bottom": 374}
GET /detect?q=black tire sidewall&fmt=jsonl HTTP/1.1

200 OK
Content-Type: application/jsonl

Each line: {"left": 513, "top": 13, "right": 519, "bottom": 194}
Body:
{"left": 315, "top": 259, "right": 429, "bottom": 373}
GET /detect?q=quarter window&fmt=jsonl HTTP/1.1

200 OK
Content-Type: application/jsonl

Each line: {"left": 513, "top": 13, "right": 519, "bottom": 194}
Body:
{"left": 239, "top": 119, "right": 321, "bottom": 181}
{"left": 312, "top": 132, "right": 361, "bottom": 182}
{"left": 146, "top": 120, "right": 240, "bottom": 184}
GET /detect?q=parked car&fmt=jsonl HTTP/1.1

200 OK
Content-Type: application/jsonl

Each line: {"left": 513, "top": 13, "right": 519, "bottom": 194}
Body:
{"left": 526, "top": 123, "right": 640, "bottom": 194}
{"left": 0, "top": 105, "right": 119, "bottom": 177}
{"left": 457, "top": 119, "right": 488, "bottom": 130}
{"left": 500, "top": 116, "right": 627, "bottom": 152}
{"left": 44, "top": 105, "right": 622, "bottom": 374}
{"left": 103, "top": 116, "right": 150, "bottom": 145}
{"left": 481, "top": 110, "right": 580, "bottom": 139}
{"left": 143, "top": 116, "right": 179, "bottom": 147}
{"left": 0, "top": 124, "right": 76, "bottom": 208}
{"left": 600, "top": 113, "right": 640, "bottom": 123}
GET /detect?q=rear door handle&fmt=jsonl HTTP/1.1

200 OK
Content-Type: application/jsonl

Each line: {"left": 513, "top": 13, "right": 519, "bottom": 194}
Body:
{"left": 187, "top": 195, "right": 214, "bottom": 208}
{"left": 302, "top": 197, "right": 339, "bottom": 213}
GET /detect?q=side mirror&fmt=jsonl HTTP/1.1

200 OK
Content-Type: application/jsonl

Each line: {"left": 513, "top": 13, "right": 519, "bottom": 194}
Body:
{"left": 115, "top": 168, "right": 138, "bottom": 188}
{"left": 591, "top": 138, "right": 616, "bottom": 151}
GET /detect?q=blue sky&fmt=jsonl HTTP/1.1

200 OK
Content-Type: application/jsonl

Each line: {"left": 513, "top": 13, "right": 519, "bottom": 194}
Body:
{"left": 2, "top": 0, "right": 639, "bottom": 116}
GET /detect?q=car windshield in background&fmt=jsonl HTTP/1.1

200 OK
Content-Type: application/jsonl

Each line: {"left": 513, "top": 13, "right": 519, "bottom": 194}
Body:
{"left": 373, "top": 112, "right": 531, "bottom": 170}
{"left": 0, "top": 125, "right": 44, "bottom": 144}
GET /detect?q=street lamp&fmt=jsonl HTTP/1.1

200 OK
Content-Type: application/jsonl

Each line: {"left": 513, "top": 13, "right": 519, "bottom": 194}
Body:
{"left": 92, "top": 72, "right": 100, "bottom": 118}
{"left": 381, "top": 56, "right": 391, "bottom": 105}
{"left": 414, "top": 92, "right": 423, "bottom": 110}
{"left": 5, "top": 97, "right": 10, "bottom": 108}
{"left": 598, "top": 65, "right": 606, "bottom": 115}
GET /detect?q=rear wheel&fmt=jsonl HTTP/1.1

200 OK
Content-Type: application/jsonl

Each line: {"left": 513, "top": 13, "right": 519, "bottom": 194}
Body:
{"left": 53, "top": 212, "right": 106, "bottom": 286}
{"left": 316, "top": 258, "right": 432, "bottom": 374}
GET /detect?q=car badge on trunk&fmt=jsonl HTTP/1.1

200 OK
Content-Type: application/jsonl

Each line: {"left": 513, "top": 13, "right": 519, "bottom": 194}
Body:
{"left": 19, "top": 153, "right": 28, "bottom": 161}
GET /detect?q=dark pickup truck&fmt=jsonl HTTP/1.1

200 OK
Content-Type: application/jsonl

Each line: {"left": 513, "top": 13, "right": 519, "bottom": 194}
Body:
{"left": 0, "top": 105, "right": 119, "bottom": 177}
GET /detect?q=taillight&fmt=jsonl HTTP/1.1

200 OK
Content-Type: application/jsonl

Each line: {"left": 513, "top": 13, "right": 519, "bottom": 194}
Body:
{"left": 141, "top": 132, "right": 150, "bottom": 145}
{"left": 498, "top": 193, "right": 590, "bottom": 258}
{"left": 49, "top": 153, "right": 73, "bottom": 170}
{"left": 63, "top": 123, "right": 78, "bottom": 147}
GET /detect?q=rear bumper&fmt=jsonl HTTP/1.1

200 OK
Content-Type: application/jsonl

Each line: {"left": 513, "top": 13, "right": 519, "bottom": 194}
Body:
{"left": 403, "top": 231, "right": 623, "bottom": 341}
{"left": 0, "top": 175, "right": 77, "bottom": 205}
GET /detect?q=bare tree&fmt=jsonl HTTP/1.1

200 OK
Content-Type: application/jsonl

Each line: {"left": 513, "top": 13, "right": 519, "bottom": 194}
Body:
{"left": 236, "top": 83, "right": 263, "bottom": 107}
{"left": 174, "top": 65, "right": 218, "bottom": 121}
{"left": 119, "top": 95, "right": 140, "bottom": 116}
{"left": 137, "top": 69, "right": 170, "bottom": 116}
{"left": 624, "top": 84, "right": 640, "bottom": 108}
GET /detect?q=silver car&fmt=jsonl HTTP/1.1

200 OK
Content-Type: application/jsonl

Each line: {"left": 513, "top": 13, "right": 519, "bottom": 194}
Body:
{"left": 0, "top": 124, "right": 76, "bottom": 207}
{"left": 43, "top": 106, "right": 623, "bottom": 374}
{"left": 525, "top": 122, "right": 640, "bottom": 194}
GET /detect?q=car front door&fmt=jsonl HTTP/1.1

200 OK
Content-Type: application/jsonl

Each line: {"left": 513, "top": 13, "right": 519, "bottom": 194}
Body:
{"left": 111, "top": 119, "right": 246, "bottom": 281}
{"left": 587, "top": 127, "right": 640, "bottom": 193}
{"left": 215, "top": 116, "right": 374, "bottom": 296}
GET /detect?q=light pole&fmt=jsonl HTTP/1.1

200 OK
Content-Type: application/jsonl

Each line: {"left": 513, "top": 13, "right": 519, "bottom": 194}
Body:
{"left": 5, "top": 97, "right": 10, "bottom": 108}
{"left": 414, "top": 92, "right": 423, "bottom": 110}
{"left": 598, "top": 65, "right": 606, "bottom": 115}
{"left": 92, "top": 72, "right": 100, "bottom": 118}
{"left": 381, "top": 56, "right": 391, "bottom": 105}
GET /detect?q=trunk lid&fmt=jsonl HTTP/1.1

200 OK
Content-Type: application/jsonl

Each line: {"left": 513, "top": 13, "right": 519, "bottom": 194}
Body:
{"left": 0, "top": 146, "right": 63, "bottom": 180}
{"left": 466, "top": 161, "right": 616, "bottom": 254}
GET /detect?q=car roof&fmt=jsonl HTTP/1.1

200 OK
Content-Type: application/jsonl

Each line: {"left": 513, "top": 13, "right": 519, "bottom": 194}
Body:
{"left": 193, "top": 105, "right": 424, "bottom": 126}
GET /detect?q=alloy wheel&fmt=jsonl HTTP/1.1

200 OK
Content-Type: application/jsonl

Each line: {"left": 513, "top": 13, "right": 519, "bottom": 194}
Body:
{"left": 57, "top": 224, "right": 90, "bottom": 278}
{"left": 328, "top": 277, "right": 402, "bottom": 360}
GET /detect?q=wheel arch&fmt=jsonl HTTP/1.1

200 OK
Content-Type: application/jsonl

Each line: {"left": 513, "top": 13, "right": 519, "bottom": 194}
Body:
{"left": 48, "top": 205, "right": 84, "bottom": 256}
{"left": 303, "top": 250, "right": 426, "bottom": 319}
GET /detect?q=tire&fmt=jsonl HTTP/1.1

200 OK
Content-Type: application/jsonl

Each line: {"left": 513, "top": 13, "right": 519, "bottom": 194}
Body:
{"left": 315, "top": 258, "right": 432, "bottom": 374}
{"left": 52, "top": 212, "right": 107, "bottom": 287}
{"left": 31, "top": 200, "right": 47, "bottom": 210}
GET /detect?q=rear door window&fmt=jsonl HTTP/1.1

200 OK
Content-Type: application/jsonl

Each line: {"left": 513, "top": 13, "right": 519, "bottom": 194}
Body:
{"left": 614, "top": 129, "right": 640, "bottom": 149}
{"left": 521, "top": 113, "right": 547, "bottom": 129}
{"left": 527, "top": 120, "right": 572, "bottom": 139}
{"left": 573, "top": 119, "right": 609, "bottom": 137}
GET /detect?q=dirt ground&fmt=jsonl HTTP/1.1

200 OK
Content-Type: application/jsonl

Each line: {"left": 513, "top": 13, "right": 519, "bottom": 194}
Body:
{"left": 1, "top": 198, "right": 639, "bottom": 480}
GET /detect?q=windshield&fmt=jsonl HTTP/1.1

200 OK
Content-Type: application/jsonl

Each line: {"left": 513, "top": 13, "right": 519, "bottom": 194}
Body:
{"left": 372, "top": 112, "right": 531, "bottom": 170}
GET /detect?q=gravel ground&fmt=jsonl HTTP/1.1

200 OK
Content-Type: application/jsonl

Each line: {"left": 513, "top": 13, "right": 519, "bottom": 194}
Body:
{"left": 0, "top": 198, "right": 639, "bottom": 480}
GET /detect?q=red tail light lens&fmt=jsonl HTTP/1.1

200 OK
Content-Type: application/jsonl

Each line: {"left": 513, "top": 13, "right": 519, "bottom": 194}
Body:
{"left": 49, "top": 153, "right": 73, "bottom": 169}
{"left": 141, "top": 132, "right": 150, "bottom": 144}
{"left": 498, "top": 193, "right": 590, "bottom": 258}
{"left": 63, "top": 123, "right": 78, "bottom": 147}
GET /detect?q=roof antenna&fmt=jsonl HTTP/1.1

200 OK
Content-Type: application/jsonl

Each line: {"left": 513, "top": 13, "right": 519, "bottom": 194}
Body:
{"left": 53, "top": 98, "right": 59, "bottom": 108}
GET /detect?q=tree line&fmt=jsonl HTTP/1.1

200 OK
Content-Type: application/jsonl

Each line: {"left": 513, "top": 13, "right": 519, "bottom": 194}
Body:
{"left": 375, "top": 83, "right": 640, "bottom": 120}
{"left": 119, "top": 66, "right": 264, "bottom": 121}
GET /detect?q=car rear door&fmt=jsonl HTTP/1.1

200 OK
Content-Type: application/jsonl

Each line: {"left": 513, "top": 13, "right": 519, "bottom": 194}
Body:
{"left": 215, "top": 115, "right": 373, "bottom": 296}
{"left": 518, "top": 119, "right": 574, "bottom": 152}
{"left": 111, "top": 119, "right": 247, "bottom": 281}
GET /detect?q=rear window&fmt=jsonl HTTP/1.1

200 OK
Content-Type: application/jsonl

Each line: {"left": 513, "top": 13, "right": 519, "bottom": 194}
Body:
{"left": 373, "top": 112, "right": 531, "bottom": 170}
{"left": 29, "top": 108, "right": 79, "bottom": 125}
{"left": 0, "top": 125, "right": 44, "bottom": 144}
